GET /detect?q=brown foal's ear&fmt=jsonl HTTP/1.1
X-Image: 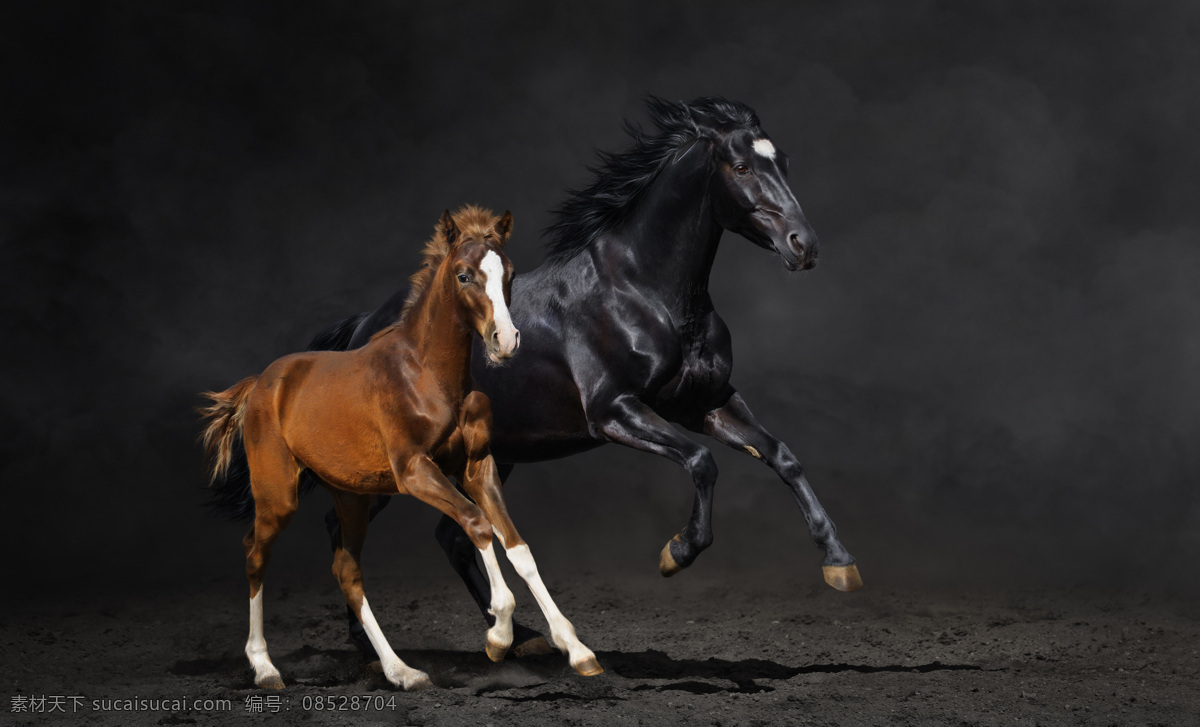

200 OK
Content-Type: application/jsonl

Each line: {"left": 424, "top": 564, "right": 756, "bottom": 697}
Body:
{"left": 494, "top": 210, "right": 514, "bottom": 246}
{"left": 438, "top": 209, "right": 459, "bottom": 245}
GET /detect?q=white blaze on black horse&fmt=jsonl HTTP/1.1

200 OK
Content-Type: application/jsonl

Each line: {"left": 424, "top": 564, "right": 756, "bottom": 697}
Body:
{"left": 209, "top": 97, "right": 860, "bottom": 658}
{"left": 752, "top": 138, "right": 776, "bottom": 159}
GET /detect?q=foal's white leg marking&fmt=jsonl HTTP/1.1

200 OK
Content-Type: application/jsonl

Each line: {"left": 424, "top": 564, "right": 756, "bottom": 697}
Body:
{"left": 504, "top": 544, "right": 599, "bottom": 672}
{"left": 478, "top": 543, "right": 516, "bottom": 659}
{"left": 357, "top": 596, "right": 432, "bottom": 690}
{"left": 480, "top": 250, "right": 519, "bottom": 356}
{"left": 752, "top": 138, "right": 776, "bottom": 159}
{"left": 246, "top": 589, "right": 283, "bottom": 688}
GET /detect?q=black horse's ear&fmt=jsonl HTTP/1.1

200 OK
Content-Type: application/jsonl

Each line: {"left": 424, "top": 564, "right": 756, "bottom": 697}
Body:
{"left": 438, "top": 209, "right": 459, "bottom": 245}
{"left": 494, "top": 211, "right": 513, "bottom": 246}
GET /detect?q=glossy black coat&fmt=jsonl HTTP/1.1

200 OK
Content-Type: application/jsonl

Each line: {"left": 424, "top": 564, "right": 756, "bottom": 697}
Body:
{"left": 318, "top": 100, "right": 857, "bottom": 637}
{"left": 199, "top": 98, "right": 858, "bottom": 647}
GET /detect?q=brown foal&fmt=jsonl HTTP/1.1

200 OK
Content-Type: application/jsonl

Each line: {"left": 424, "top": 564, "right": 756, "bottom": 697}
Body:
{"left": 200, "top": 207, "right": 601, "bottom": 690}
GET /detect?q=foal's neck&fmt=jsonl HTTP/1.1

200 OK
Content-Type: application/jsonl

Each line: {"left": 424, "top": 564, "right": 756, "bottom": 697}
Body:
{"left": 392, "top": 269, "right": 473, "bottom": 397}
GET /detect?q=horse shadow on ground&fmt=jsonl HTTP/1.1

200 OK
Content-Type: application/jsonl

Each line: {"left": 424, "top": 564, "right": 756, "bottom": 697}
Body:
{"left": 171, "top": 646, "right": 983, "bottom": 699}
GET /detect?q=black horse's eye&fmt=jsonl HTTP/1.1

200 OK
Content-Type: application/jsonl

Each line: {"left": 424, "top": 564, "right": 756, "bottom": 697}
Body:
{"left": 733, "top": 163, "right": 750, "bottom": 176}
{"left": 457, "top": 273, "right": 470, "bottom": 284}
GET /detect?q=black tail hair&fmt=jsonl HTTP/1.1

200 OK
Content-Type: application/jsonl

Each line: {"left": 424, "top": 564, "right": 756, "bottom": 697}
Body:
{"left": 204, "top": 312, "right": 370, "bottom": 521}
{"left": 308, "top": 313, "right": 369, "bottom": 351}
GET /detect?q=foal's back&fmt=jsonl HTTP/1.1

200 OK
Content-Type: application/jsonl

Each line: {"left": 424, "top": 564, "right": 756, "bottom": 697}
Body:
{"left": 244, "top": 340, "right": 436, "bottom": 496}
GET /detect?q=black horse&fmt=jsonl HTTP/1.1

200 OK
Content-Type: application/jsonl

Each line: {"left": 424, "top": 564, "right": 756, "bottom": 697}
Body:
{"left": 212, "top": 96, "right": 860, "bottom": 655}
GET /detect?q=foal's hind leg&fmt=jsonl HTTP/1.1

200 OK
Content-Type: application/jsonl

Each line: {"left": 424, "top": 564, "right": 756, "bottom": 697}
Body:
{"left": 325, "top": 493, "right": 392, "bottom": 658}
{"left": 242, "top": 434, "right": 301, "bottom": 689}
{"left": 329, "top": 490, "right": 431, "bottom": 690}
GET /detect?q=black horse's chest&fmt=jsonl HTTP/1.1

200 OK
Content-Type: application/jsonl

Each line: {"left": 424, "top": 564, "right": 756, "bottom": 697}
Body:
{"left": 650, "top": 297, "right": 734, "bottom": 417}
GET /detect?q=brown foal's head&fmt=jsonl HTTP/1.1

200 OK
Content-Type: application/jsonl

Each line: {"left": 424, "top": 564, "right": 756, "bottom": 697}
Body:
{"left": 437, "top": 209, "right": 519, "bottom": 364}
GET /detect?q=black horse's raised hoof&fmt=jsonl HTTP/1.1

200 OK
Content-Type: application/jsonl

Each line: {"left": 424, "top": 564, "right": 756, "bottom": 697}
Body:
{"left": 822, "top": 563, "right": 863, "bottom": 592}
{"left": 659, "top": 534, "right": 686, "bottom": 577}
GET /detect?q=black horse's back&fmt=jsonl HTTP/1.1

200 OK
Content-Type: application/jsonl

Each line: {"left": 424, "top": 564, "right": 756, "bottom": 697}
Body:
{"left": 204, "top": 312, "right": 371, "bottom": 521}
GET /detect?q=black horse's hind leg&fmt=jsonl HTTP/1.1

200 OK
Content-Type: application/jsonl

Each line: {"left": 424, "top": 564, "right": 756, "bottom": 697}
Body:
{"left": 432, "top": 463, "right": 552, "bottom": 656}
{"left": 595, "top": 395, "right": 719, "bottom": 576}
{"left": 698, "top": 391, "right": 861, "bottom": 591}
{"left": 326, "top": 494, "right": 393, "bottom": 657}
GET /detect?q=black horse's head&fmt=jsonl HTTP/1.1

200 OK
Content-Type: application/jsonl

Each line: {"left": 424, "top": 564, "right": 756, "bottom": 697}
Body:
{"left": 543, "top": 96, "right": 820, "bottom": 272}
{"left": 687, "top": 98, "right": 819, "bottom": 271}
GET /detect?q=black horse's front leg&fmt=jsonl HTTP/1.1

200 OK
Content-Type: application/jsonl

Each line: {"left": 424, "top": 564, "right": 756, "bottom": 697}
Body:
{"left": 698, "top": 391, "right": 862, "bottom": 592}
{"left": 595, "top": 395, "right": 719, "bottom": 576}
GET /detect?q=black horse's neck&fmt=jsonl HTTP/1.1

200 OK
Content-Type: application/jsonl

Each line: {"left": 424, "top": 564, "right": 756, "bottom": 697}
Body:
{"left": 587, "top": 143, "right": 722, "bottom": 310}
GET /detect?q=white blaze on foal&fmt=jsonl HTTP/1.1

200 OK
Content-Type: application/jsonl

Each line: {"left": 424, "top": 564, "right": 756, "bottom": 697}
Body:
{"left": 480, "top": 250, "right": 518, "bottom": 357}
{"left": 752, "top": 138, "right": 776, "bottom": 159}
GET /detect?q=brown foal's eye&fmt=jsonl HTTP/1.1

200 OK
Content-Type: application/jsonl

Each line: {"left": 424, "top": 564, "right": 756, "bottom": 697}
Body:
{"left": 457, "top": 273, "right": 470, "bottom": 284}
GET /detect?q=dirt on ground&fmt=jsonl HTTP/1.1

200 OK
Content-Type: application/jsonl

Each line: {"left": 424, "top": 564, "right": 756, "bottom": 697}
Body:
{"left": 5, "top": 568, "right": 1198, "bottom": 726}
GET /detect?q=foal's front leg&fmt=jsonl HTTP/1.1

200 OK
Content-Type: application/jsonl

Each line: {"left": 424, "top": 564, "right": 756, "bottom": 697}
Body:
{"left": 398, "top": 455, "right": 518, "bottom": 663}
{"left": 697, "top": 391, "right": 862, "bottom": 591}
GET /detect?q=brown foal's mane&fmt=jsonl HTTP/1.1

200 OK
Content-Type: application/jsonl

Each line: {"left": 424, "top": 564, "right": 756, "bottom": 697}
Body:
{"left": 402, "top": 205, "right": 505, "bottom": 316}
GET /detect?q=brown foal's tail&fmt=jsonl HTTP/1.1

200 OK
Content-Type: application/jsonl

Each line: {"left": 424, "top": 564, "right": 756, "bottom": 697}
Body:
{"left": 199, "top": 376, "right": 259, "bottom": 483}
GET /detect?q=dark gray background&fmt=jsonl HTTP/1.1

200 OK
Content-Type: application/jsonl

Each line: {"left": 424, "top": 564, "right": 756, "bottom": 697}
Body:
{"left": 2, "top": 0, "right": 1196, "bottom": 602}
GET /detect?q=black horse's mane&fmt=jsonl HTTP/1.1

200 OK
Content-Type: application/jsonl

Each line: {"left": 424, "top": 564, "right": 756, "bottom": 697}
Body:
{"left": 542, "top": 96, "right": 760, "bottom": 265}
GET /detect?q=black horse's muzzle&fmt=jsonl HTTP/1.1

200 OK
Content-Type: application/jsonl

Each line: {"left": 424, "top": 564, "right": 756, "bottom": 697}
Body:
{"left": 788, "top": 231, "right": 819, "bottom": 270}
{"left": 778, "top": 228, "right": 819, "bottom": 271}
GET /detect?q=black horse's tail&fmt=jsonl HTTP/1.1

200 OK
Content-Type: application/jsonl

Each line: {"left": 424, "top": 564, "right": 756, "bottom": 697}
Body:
{"left": 203, "top": 312, "right": 370, "bottom": 522}
{"left": 307, "top": 313, "right": 369, "bottom": 351}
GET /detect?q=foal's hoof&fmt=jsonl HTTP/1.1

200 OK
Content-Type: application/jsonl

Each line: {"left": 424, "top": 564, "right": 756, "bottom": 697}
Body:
{"left": 485, "top": 638, "right": 510, "bottom": 663}
{"left": 571, "top": 655, "right": 604, "bottom": 677}
{"left": 402, "top": 673, "right": 434, "bottom": 691}
{"left": 255, "top": 673, "right": 285, "bottom": 690}
{"left": 512, "top": 636, "right": 554, "bottom": 658}
{"left": 658, "top": 535, "right": 685, "bottom": 577}
{"left": 822, "top": 563, "right": 863, "bottom": 592}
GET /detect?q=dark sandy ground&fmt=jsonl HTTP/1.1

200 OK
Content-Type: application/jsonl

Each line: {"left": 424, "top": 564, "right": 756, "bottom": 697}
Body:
{"left": 5, "top": 567, "right": 1199, "bottom": 726}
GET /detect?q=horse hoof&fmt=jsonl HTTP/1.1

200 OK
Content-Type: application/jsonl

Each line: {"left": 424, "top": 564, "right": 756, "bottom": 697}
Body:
{"left": 403, "top": 673, "right": 434, "bottom": 691}
{"left": 512, "top": 636, "right": 554, "bottom": 658}
{"left": 658, "top": 535, "right": 684, "bottom": 577}
{"left": 572, "top": 656, "right": 604, "bottom": 677}
{"left": 823, "top": 564, "right": 863, "bottom": 592}
{"left": 256, "top": 673, "right": 285, "bottom": 690}
{"left": 486, "top": 638, "right": 510, "bottom": 663}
